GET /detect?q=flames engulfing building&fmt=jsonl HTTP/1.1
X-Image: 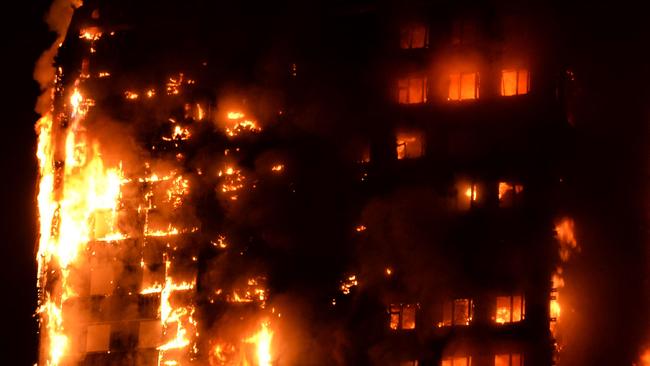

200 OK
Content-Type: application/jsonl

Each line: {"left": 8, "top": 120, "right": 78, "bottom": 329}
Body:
{"left": 34, "top": 0, "right": 591, "bottom": 365}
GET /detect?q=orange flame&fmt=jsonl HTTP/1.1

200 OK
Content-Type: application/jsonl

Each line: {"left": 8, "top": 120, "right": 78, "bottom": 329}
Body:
{"left": 550, "top": 217, "right": 580, "bottom": 358}
{"left": 224, "top": 111, "right": 261, "bottom": 137}
{"left": 340, "top": 275, "right": 358, "bottom": 295}
{"left": 245, "top": 321, "right": 273, "bottom": 366}
{"left": 640, "top": 348, "right": 650, "bottom": 366}
{"left": 156, "top": 259, "right": 198, "bottom": 365}
{"left": 37, "top": 83, "right": 123, "bottom": 366}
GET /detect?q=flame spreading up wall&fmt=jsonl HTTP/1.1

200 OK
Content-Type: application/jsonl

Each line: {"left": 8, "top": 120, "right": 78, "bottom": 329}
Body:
{"left": 33, "top": 2, "right": 278, "bottom": 365}
{"left": 551, "top": 217, "right": 580, "bottom": 364}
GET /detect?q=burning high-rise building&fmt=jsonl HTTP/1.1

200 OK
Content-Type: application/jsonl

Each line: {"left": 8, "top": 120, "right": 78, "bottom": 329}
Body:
{"left": 27, "top": 0, "right": 648, "bottom": 366}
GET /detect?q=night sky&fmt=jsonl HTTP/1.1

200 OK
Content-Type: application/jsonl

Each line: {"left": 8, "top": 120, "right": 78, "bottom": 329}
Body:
{"left": 6, "top": 1, "right": 54, "bottom": 365}
{"left": 4, "top": 1, "right": 649, "bottom": 365}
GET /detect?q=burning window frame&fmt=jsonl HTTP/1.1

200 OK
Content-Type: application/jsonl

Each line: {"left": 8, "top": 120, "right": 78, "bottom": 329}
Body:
{"left": 389, "top": 303, "right": 418, "bottom": 330}
{"left": 494, "top": 295, "right": 526, "bottom": 324}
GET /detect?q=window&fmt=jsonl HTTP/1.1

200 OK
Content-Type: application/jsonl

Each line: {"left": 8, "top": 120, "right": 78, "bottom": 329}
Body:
{"left": 401, "top": 24, "right": 428, "bottom": 49}
{"left": 138, "top": 293, "right": 160, "bottom": 319}
{"left": 495, "top": 295, "right": 525, "bottom": 324}
{"left": 550, "top": 287, "right": 560, "bottom": 322}
{"left": 451, "top": 19, "right": 477, "bottom": 45}
{"left": 109, "top": 323, "right": 139, "bottom": 351}
{"left": 86, "top": 324, "right": 111, "bottom": 353}
{"left": 501, "top": 69, "right": 529, "bottom": 96}
{"left": 396, "top": 131, "right": 424, "bottom": 159}
{"left": 442, "top": 356, "right": 472, "bottom": 366}
{"left": 465, "top": 184, "right": 478, "bottom": 203}
{"left": 495, "top": 353, "right": 523, "bottom": 366}
{"left": 389, "top": 303, "right": 417, "bottom": 330}
{"left": 498, "top": 182, "right": 524, "bottom": 208}
{"left": 448, "top": 72, "right": 479, "bottom": 101}
{"left": 398, "top": 77, "right": 428, "bottom": 104}
{"left": 141, "top": 262, "right": 165, "bottom": 292}
{"left": 438, "top": 299, "right": 473, "bottom": 327}
{"left": 456, "top": 181, "right": 479, "bottom": 211}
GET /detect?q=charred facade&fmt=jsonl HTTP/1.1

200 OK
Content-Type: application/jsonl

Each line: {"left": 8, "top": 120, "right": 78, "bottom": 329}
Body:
{"left": 35, "top": 1, "right": 583, "bottom": 366}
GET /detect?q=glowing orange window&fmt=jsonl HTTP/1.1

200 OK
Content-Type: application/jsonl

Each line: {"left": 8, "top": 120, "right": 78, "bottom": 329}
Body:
{"left": 465, "top": 183, "right": 478, "bottom": 203}
{"left": 494, "top": 295, "right": 525, "bottom": 324}
{"left": 550, "top": 287, "right": 560, "bottom": 322}
{"left": 448, "top": 72, "right": 479, "bottom": 101}
{"left": 456, "top": 181, "right": 479, "bottom": 211}
{"left": 498, "top": 182, "right": 524, "bottom": 207}
{"left": 398, "top": 77, "right": 428, "bottom": 104}
{"left": 396, "top": 131, "right": 424, "bottom": 160}
{"left": 400, "top": 24, "right": 428, "bottom": 49}
{"left": 389, "top": 303, "right": 417, "bottom": 330}
{"left": 442, "top": 356, "right": 472, "bottom": 366}
{"left": 495, "top": 353, "right": 523, "bottom": 366}
{"left": 501, "top": 69, "right": 529, "bottom": 96}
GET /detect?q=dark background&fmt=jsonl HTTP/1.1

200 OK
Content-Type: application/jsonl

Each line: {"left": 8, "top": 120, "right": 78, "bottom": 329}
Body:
{"left": 5, "top": 0, "right": 53, "bottom": 365}
{"left": 4, "top": 1, "right": 648, "bottom": 365}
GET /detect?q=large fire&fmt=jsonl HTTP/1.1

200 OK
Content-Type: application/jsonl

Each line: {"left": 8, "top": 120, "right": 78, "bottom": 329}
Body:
{"left": 245, "top": 321, "right": 274, "bottom": 366}
{"left": 550, "top": 217, "right": 580, "bottom": 361}
{"left": 36, "top": 82, "right": 124, "bottom": 365}
{"left": 34, "top": 17, "right": 275, "bottom": 365}
{"left": 32, "top": 2, "right": 617, "bottom": 366}
{"left": 209, "top": 320, "right": 274, "bottom": 366}
{"left": 224, "top": 111, "right": 262, "bottom": 137}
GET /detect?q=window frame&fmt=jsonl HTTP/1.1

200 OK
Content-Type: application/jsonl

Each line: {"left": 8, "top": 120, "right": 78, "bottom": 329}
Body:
{"left": 448, "top": 72, "right": 480, "bottom": 101}
{"left": 396, "top": 130, "right": 425, "bottom": 160}
{"left": 439, "top": 298, "right": 474, "bottom": 327}
{"left": 398, "top": 76, "right": 429, "bottom": 104}
{"left": 494, "top": 295, "right": 526, "bottom": 324}
{"left": 500, "top": 69, "right": 530, "bottom": 96}
{"left": 498, "top": 181, "right": 524, "bottom": 208}
{"left": 389, "top": 303, "right": 418, "bottom": 330}
{"left": 442, "top": 355, "right": 473, "bottom": 366}
{"left": 400, "top": 24, "right": 429, "bottom": 49}
{"left": 494, "top": 353, "right": 523, "bottom": 366}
